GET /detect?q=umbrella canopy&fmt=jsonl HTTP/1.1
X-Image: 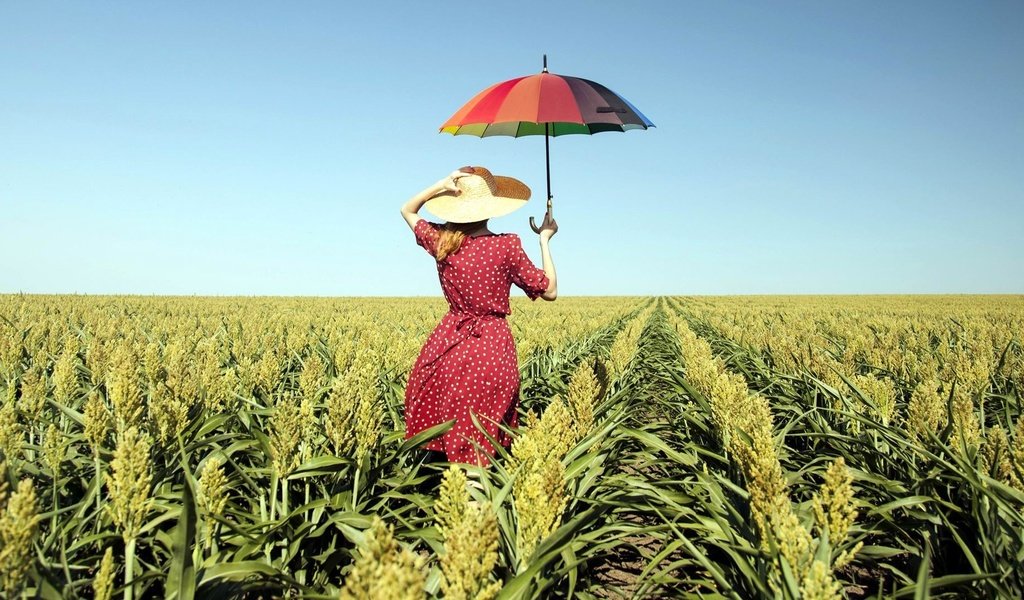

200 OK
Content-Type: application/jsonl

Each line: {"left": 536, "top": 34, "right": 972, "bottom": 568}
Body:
{"left": 439, "top": 57, "right": 653, "bottom": 231}
{"left": 440, "top": 73, "right": 654, "bottom": 137}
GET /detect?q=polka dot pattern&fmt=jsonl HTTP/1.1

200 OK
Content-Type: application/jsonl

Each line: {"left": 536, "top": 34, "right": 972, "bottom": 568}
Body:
{"left": 404, "top": 219, "right": 551, "bottom": 466}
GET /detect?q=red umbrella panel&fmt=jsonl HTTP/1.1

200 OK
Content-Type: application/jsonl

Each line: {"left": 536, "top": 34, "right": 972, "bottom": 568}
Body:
{"left": 440, "top": 58, "right": 653, "bottom": 231}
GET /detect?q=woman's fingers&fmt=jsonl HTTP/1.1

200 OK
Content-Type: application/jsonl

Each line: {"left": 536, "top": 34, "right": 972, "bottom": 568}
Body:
{"left": 451, "top": 167, "right": 474, "bottom": 180}
{"left": 537, "top": 211, "right": 558, "bottom": 237}
{"left": 442, "top": 167, "right": 476, "bottom": 195}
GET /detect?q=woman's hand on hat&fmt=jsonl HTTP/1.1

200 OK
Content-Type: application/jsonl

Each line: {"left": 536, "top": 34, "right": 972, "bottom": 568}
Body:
{"left": 439, "top": 166, "right": 476, "bottom": 195}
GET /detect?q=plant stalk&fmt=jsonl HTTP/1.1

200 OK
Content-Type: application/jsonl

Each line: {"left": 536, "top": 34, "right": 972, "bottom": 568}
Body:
{"left": 124, "top": 536, "right": 136, "bottom": 600}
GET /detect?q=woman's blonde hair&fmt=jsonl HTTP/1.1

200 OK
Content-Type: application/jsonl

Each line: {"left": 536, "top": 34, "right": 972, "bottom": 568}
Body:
{"left": 436, "top": 221, "right": 485, "bottom": 262}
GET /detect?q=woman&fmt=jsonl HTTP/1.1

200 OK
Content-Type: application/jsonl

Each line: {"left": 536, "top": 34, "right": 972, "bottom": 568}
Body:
{"left": 400, "top": 166, "right": 558, "bottom": 466}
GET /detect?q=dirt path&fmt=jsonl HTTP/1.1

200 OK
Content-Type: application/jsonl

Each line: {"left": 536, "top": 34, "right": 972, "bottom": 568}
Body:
{"left": 589, "top": 301, "right": 694, "bottom": 599}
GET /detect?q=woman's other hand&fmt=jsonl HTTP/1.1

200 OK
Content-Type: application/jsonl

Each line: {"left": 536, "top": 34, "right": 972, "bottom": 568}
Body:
{"left": 538, "top": 211, "right": 558, "bottom": 241}
{"left": 536, "top": 210, "right": 558, "bottom": 300}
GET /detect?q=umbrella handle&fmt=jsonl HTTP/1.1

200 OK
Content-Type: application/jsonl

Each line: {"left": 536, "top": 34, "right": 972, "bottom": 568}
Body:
{"left": 529, "top": 198, "right": 553, "bottom": 234}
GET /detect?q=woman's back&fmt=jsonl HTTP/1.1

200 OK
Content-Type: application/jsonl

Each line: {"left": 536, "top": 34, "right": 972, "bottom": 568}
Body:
{"left": 413, "top": 220, "right": 550, "bottom": 315}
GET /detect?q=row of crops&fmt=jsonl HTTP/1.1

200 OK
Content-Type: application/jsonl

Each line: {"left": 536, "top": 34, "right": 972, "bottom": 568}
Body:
{"left": 659, "top": 296, "right": 1024, "bottom": 598}
{"left": 0, "top": 294, "right": 1021, "bottom": 598}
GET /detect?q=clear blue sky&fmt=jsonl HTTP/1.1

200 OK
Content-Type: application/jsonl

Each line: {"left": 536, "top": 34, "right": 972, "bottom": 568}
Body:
{"left": 2, "top": 1, "right": 1022, "bottom": 295}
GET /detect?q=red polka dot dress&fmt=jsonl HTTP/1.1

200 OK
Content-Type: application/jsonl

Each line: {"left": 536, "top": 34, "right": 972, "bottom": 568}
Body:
{"left": 404, "top": 219, "right": 550, "bottom": 466}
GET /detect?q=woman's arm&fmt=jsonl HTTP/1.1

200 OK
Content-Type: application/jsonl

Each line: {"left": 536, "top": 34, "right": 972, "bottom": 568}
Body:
{"left": 537, "top": 211, "right": 558, "bottom": 301}
{"left": 400, "top": 167, "right": 475, "bottom": 231}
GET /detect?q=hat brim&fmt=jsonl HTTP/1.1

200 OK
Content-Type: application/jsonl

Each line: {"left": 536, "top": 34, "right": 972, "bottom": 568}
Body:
{"left": 424, "top": 174, "right": 531, "bottom": 223}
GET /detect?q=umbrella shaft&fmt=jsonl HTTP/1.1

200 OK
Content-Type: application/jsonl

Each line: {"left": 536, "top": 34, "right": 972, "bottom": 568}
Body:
{"left": 544, "top": 123, "right": 552, "bottom": 203}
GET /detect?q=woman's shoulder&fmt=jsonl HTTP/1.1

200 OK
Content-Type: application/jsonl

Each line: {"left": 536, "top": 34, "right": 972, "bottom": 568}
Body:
{"left": 494, "top": 232, "right": 523, "bottom": 248}
{"left": 415, "top": 219, "right": 441, "bottom": 233}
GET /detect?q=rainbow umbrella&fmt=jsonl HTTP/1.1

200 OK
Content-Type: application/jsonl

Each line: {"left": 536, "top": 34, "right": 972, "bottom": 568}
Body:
{"left": 440, "top": 56, "right": 654, "bottom": 232}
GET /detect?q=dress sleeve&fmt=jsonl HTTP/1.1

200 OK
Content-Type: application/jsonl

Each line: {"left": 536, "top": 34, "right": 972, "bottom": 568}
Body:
{"left": 413, "top": 219, "right": 440, "bottom": 257}
{"left": 508, "top": 235, "right": 550, "bottom": 300}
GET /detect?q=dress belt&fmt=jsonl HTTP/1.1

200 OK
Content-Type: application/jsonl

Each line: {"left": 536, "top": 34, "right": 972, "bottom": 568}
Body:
{"left": 450, "top": 311, "right": 505, "bottom": 338}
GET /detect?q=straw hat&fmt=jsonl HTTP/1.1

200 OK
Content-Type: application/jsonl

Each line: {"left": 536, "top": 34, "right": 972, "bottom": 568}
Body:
{"left": 424, "top": 166, "right": 531, "bottom": 223}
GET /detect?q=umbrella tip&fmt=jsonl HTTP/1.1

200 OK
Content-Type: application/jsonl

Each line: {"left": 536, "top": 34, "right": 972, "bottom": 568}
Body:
{"left": 542, "top": 54, "right": 548, "bottom": 73}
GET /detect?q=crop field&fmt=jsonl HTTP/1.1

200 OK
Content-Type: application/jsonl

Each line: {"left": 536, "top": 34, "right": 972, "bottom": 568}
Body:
{"left": 0, "top": 294, "right": 1022, "bottom": 599}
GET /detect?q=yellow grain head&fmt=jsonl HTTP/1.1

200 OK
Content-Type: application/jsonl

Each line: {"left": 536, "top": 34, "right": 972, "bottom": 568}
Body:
{"left": 851, "top": 374, "right": 897, "bottom": 427}
{"left": 979, "top": 425, "right": 1013, "bottom": 485}
{"left": 709, "top": 371, "right": 749, "bottom": 448}
{"left": 269, "top": 391, "right": 304, "bottom": 478}
{"left": 333, "top": 352, "right": 383, "bottom": 464}
{"left": 16, "top": 367, "right": 47, "bottom": 421}
{"left": 811, "top": 458, "right": 857, "bottom": 546}
{"left": 1011, "top": 416, "right": 1024, "bottom": 490}
{"left": 686, "top": 342, "right": 721, "bottom": 399}
{"left": 332, "top": 336, "right": 357, "bottom": 375}
{"left": 29, "top": 345, "right": 49, "bottom": 375}
{"left": 163, "top": 338, "right": 199, "bottom": 402}
{"left": 234, "top": 356, "right": 257, "bottom": 397}
{"left": 436, "top": 467, "right": 500, "bottom": 600}
{"left": 735, "top": 420, "right": 787, "bottom": 545}
{"left": 299, "top": 352, "right": 326, "bottom": 402}
{"left": 92, "top": 547, "right": 116, "bottom": 600}
{"left": 86, "top": 339, "right": 108, "bottom": 386}
{"left": 339, "top": 516, "right": 426, "bottom": 600}
{"left": 256, "top": 349, "right": 281, "bottom": 395}
{"left": 436, "top": 466, "right": 469, "bottom": 536}
{"left": 353, "top": 379, "right": 382, "bottom": 465}
{"left": 540, "top": 397, "right": 576, "bottom": 460}
{"left": 198, "top": 456, "right": 229, "bottom": 519}
{"left": 907, "top": 379, "right": 946, "bottom": 441}
{"left": 807, "top": 353, "right": 844, "bottom": 393}
{"left": 0, "top": 477, "right": 40, "bottom": 597}
{"left": 148, "top": 380, "right": 191, "bottom": 445}
{"left": 198, "top": 340, "right": 225, "bottom": 413}
{"left": 214, "top": 366, "right": 240, "bottom": 413}
{"left": 513, "top": 454, "right": 567, "bottom": 569}
{"left": 608, "top": 332, "right": 632, "bottom": 380}
{"left": 0, "top": 400, "right": 19, "bottom": 462}
{"left": 198, "top": 455, "right": 228, "bottom": 548}
{"left": 106, "top": 342, "right": 144, "bottom": 429}
{"left": 42, "top": 423, "right": 67, "bottom": 477}
{"left": 949, "top": 385, "right": 981, "bottom": 452}
{"left": 143, "top": 341, "right": 163, "bottom": 386}
{"left": 799, "top": 559, "right": 843, "bottom": 600}
{"left": 52, "top": 344, "right": 80, "bottom": 405}
{"left": 950, "top": 350, "right": 992, "bottom": 399}
{"left": 325, "top": 375, "right": 357, "bottom": 457}
{"left": 0, "top": 331, "right": 21, "bottom": 379}
{"left": 771, "top": 503, "right": 815, "bottom": 583}
{"left": 566, "top": 362, "right": 599, "bottom": 440}
{"left": 105, "top": 426, "right": 153, "bottom": 542}
{"left": 84, "top": 391, "right": 113, "bottom": 458}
